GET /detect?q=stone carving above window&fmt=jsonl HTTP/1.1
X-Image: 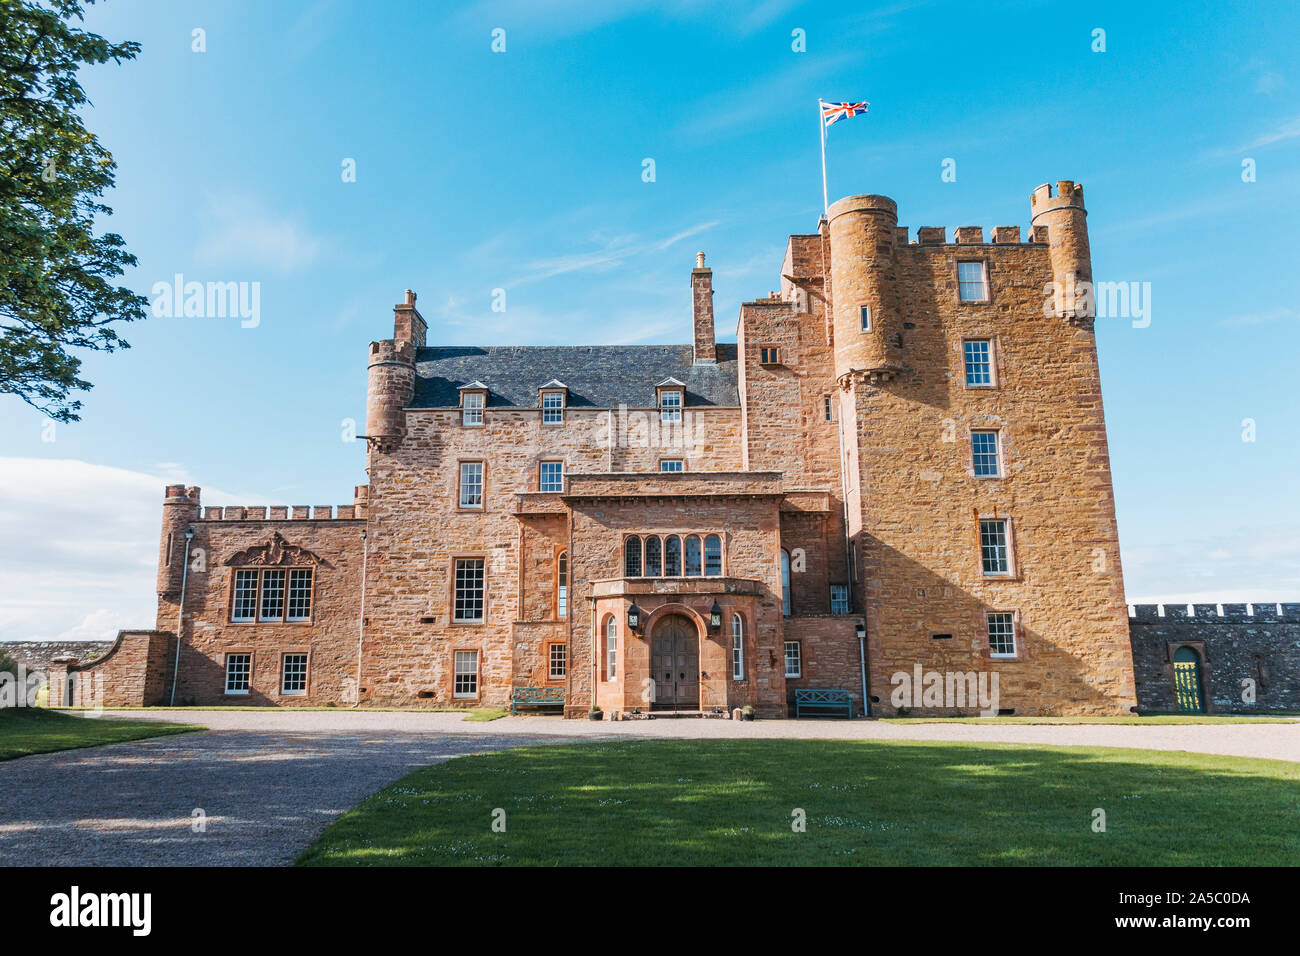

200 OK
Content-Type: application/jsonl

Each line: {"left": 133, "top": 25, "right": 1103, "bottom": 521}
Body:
{"left": 223, "top": 532, "right": 331, "bottom": 568}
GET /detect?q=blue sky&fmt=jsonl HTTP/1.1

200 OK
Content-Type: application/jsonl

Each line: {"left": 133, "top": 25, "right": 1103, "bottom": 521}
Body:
{"left": 2, "top": 0, "right": 1298, "bottom": 642}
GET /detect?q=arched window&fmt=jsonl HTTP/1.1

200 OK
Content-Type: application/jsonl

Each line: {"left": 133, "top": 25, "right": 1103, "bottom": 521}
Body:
{"left": 605, "top": 615, "right": 618, "bottom": 680}
{"left": 684, "top": 535, "right": 702, "bottom": 576}
{"left": 645, "top": 535, "right": 662, "bottom": 576}
{"left": 731, "top": 613, "right": 744, "bottom": 681}
{"left": 665, "top": 536, "right": 682, "bottom": 577}
{"left": 704, "top": 534, "right": 722, "bottom": 576}
{"left": 624, "top": 536, "right": 642, "bottom": 577}
{"left": 780, "top": 549, "right": 792, "bottom": 616}
{"left": 556, "top": 551, "right": 568, "bottom": 618}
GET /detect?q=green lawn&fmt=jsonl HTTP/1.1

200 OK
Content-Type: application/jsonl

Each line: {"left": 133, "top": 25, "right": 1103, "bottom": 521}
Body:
{"left": 0, "top": 708, "right": 201, "bottom": 761}
{"left": 298, "top": 739, "right": 1300, "bottom": 866}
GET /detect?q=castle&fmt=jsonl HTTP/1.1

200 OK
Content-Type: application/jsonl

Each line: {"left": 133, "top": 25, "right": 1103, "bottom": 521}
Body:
{"left": 51, "top": 181, "right": 1150, "bottom": 717}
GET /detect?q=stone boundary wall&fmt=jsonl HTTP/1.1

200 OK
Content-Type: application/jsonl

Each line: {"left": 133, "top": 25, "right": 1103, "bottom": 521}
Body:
{"left": 1128, "top": 603, "right": 1300, "bottom": 713}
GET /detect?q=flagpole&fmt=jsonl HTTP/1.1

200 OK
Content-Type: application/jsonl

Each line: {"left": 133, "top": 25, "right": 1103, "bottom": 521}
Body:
{"left": 818, "top": 99, "right": 828, "bottom": 215}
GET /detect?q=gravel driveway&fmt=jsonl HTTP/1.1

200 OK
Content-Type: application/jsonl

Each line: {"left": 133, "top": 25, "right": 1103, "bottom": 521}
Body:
{"left": 0, "top": 730, "right": 543, "bottom": 866}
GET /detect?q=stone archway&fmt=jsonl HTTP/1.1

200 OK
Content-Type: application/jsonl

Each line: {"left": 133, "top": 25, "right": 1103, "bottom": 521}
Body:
{"left": 650, "top": 614, "right": 700, "bottom": 710}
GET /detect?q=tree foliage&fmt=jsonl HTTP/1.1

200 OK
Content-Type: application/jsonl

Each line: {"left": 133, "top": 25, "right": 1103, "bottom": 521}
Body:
{"left": 0, "top": 0, "right": 145, "bottom": 421}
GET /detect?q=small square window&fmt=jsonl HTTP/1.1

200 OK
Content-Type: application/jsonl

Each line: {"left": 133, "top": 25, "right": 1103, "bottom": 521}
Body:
{"left": 760, "top": 346, "right": 780, "bottom": 365}
{"left": 225, "top": 654, "right": 251, "bottom": 695}
{"left": 980, "top": 518, "right": 1011, "bottom": 576}
{"left": 859, "top": 305, "right": 872, "bottom": 331}
{"left": 459, "top": 462, "right": 484, "bottom": 508}
{"left": 542, "top": 392, "right": 564, "bottom": 425}
{"left": 963, "top": 340, "right": 994, "bottom": 387}
{"left": 282, "top": 653, "right": 308, "bottom": 695}
{"left": 539, "top": 460, "right": 564, "bottom": 493}
{"left": 660, "top": 459, "right": 684, "bottom": 473}
{"left": 987, "top": 612, "right": 1017, "bottom": 657}
{"left": 454, "top": 650, "right": 479, "bottom": 697}
{"left": 958, "top": 261, "right": 989, "bottom": 302}
{"left": 972, "top": 430, "right": 1001, "bottom": 477}
{"left": 830, "top": 585, "right": 850, "bottom": 614}
{"left": 659, "top": 390, "right": 682, "bottom": 423}
{"left": 549, "top": 643, "right": 566, "bottom": 680}
{"left": 462, "top": 391, "right": 485, "bottom": 426}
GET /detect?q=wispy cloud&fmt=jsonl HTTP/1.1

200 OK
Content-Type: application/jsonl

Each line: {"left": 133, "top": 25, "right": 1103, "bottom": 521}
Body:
{"left": 510, "top": 220, "right": 720, "bottom": 285}
{"left": 1222, "top": 307, "right": 1296, "bottom": 327}
{"left": 193, "top": 195, "right": 327, "bottom": 274}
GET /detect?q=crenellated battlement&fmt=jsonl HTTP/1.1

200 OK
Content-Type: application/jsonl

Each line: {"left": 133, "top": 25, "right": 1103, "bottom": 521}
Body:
{"left": 1031, "top": 179, "right": 1086, "bottom": 214}
{"left": 895, "top": 224, "right": 1037, "bottom": 246}
{"left": 1129, "top": 602, "right": 1300, "bottom": 622}
{"left": 368, "top": 338, "right": 416, "bottom": 365}
{"left": 163, "top": 485, "right": 368, "bottom": 523}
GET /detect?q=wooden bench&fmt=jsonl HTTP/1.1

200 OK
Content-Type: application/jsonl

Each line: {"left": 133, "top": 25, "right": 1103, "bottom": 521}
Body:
{"left": 511, "top": 686, "right": 566, "bottom": 715}
{"left": 794, "top": 688, "right": 853, "bottom": 720}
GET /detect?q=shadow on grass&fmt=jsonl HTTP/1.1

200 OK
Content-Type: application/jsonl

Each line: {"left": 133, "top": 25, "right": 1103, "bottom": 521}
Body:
{"left": 0, "top": 708, "right": 200, "bottom": 761}
{"left": 298, "top": 739, "right": 1300, "bottom": 867}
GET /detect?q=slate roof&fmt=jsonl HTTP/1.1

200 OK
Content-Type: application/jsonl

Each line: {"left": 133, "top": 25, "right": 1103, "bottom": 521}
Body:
{"left": 409, "top": 344, "right": 740, "bottom": 409}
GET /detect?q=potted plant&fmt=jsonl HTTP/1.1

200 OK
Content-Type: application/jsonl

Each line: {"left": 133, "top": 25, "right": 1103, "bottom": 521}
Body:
{"left": 588, "top": 704, "right": 603, "bottom": 721}
{"left": 741, "top": 705, "right": 755, "bottom": 722}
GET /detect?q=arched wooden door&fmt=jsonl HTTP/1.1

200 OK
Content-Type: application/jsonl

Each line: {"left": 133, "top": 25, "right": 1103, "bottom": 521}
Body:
{"left": 650, "top": 615, "right": 699, "bottom": 710}
{"left": 1173, "top": 646, "right": 1204, "bottom": 713}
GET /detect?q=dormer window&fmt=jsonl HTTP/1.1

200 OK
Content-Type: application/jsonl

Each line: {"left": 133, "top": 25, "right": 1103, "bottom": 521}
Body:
{"left": 659, "top": 390, "right": 682, "bottom": 423}
{"left": 459, "top": 382, "right": 488, "bottom": 426}
{"left": 655, "top": 378, "right": 685, "bottom": 423}
{"left": 539, "top": 380, "right": 567, "bottom": 426}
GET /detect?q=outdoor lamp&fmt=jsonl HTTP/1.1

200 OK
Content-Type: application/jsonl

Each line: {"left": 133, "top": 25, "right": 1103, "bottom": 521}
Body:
{"left": 627, "top": 601, "right": 641, "bottom": 633}
{"left": 709, "top": 600, "right": 723, "bottom": 631}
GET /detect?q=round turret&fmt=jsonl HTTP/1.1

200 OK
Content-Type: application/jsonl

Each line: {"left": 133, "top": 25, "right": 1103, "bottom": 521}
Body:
{"left": 366, "top": 339, "right": 416, "bottom": 450}
{"left": 1030, "top": 180, "right": 1092, "bottom": 320}
{"left": 827, "top": 194, "right": 903, "bottom": 380}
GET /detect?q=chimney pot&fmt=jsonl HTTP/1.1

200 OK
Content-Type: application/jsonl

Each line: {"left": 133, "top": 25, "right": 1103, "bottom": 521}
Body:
{"left": 696, "top": 251, "right": 706, "bottom": 268}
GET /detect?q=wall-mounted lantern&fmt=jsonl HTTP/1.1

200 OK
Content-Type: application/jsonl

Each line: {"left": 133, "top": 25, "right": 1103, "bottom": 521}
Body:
{"left": 627, "top": 601, "right": 642, "bottom": 634}
{"left": 709, "top": 600, "right": 723, "bottom": 631}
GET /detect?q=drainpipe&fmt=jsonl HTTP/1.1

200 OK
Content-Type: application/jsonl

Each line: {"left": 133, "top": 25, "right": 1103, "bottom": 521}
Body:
{"left": 352, "top": 529, "right": 367, "bottom": 707}
{"left": 857, "top": 621, "right": 868, "bottom": 719}
{"left": 836, "top": 402, "right": 864, "bottom": 716}
{"left": 167, "top": 527, "right": 195, "bottom": 707}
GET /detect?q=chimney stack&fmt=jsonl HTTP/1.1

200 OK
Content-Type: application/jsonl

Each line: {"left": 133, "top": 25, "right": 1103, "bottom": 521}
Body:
{"left": 691, "top": 252, "right": 716, "bottom": 364}
{"left": 394, "top": 288, "right": 427, "bottom": 346}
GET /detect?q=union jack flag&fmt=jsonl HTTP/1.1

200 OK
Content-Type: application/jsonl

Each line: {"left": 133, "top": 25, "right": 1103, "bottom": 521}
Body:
{"left": 821, "top": 99, "right": 869, "bottom": 128}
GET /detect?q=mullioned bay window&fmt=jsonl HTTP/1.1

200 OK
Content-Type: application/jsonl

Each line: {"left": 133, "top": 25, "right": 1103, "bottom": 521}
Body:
{"left": 623, "top": 534, "right": 724, "bottom": 578}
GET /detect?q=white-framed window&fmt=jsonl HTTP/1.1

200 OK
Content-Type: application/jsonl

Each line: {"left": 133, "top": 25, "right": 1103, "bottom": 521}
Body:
{"left": 830, "top": 584, "right": 850, "bottom": 614}
{"left": 287, "top": 569, "right": 313, "bottom": 621}
{"left": 259, "top": 569, "right": 285, "bottom": 621}
{"left": 980, "top": 518, "right": 1012, "bottom": 576}
{"left": 731, "top": 613, "right": 744, "bottom": 681}
{"left": 659, "top": 390, "right": 682, "bottom": 423}
{"left": 281, "top": 653, "right": 308, "bottom": 695}
{"left": 556, "top": 550, "right": 568, "bottom": 619}
{"left": 963, "top": 339, "right": 994, "bottom": 387}
{"left": 760, "top": 346, "right": 780, "bottom": 365}
{"left": 987, "top": 612, "right": 1017, "bottom": 658}
{"left": 462, "top": 391, "right": 485, "bottom": 426}
{"left": 459, "top": 461, "right": 484, "bottom": 508}
{"left": 784, "top": 641, "right": 801, "bottom": 678}
{"left": 541, "top": 391, "right": 564, "bottom": 425}
{"left": 958, "top": 261, "right": 989, "bottom": 302}
{"left": 453, "top": 558, "right": 485, "bottom": 622}
{"left": 231, "top": 568, "right": 313, "bottom": 623}
{"left": 539, "top": 460, "right": 564, "bottom": 493}
{"left": 859, "top": 305, "right": 872, "bottom": 331}
{"left": 780, "top": 549, "right": 792, "bottom": 616}
{"left": 231, "top": 569, "right": 258, "bottom": 622}
{"left": 454, "top": 649, "right": 479, "bottom": 697}
{"left": 224, "top": 653, "right": 251, "bottom": 695}
{"left": 972, "top": 430, "right": 1001, "bottom": 478}
{"left": 660, "top": 459, "right": 684, "bottom": 472}
{"left": 549, "top": 643, "right": 566, "bottom": 680}
{"left": 605, "top": 616, "right": 617, "bottom": 680}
